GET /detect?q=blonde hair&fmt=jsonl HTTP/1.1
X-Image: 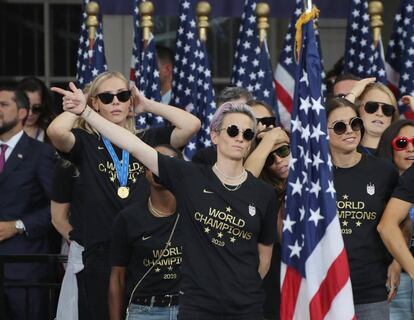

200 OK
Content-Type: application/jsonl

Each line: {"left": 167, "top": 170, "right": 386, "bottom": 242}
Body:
{"left": 78, "top": 71, "right": 137, "bottom": 135}
{"left": 359, "top": 82, "right": 399, "bottom": 122}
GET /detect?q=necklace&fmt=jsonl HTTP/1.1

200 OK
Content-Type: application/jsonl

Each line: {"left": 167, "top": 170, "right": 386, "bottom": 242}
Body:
{"left": 221, "top": 182, "right": 243, "bottom": 192}
{"left": 213, "top": 165, "right": 247, "bottom": 192}
{"left": 148, "top": 198, "right": 175, "bottom": 217}
{"left": 213, "top": 163, "right": 246, "bottom": 180}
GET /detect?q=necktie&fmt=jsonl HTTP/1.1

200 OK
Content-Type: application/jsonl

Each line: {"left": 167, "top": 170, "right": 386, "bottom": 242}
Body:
{"left": 0, "top": 144, "right": 8, "bottom": 174}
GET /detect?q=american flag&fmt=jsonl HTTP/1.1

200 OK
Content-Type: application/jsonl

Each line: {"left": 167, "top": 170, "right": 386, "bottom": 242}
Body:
{"left": 385, "top": 0, "right": 414, "bottom": 119}
{"left": 130, "top": 0, "right": 165, "bottom": 129}
{"left": 171, "top": 0, "right": 216, "bottom": 160}
{"left": 275, "top": 0, "right": 325, "bottom": 130}
{"left": 231, "top": 0, "right": 278, "bottom": 122}
{"left": 280, "top": 12, "right": 355, "bottom": 320}
{"left": 76, "top": 0, "right": 107, "bottom": 89}
{"left": 343, "top": 0, "right": 387, "bottom": 83}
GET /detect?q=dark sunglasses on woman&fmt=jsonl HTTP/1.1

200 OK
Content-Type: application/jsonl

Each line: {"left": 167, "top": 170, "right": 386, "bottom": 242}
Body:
{"left": 219, "top": 125, "right": 255, "bottom": 141}
{"left": 363, "top": 101, "right": 395, "bottom": 117}
{"left": 264, "top": 145, "right": 290, "bottom": 167}
{"left": 96, "top": 90, "right": 131, "bottom": 104}
{"left": 328, "top": 117, "right": 363, "bottom": 135}
{"left": 29, "top": 104, "right": 43, "bottom": 115}
{"left": 392, "top": 136, "right": 414, "bottom": 151}
{"left": 256, "top": 117, "right": 276, "bottom": 127}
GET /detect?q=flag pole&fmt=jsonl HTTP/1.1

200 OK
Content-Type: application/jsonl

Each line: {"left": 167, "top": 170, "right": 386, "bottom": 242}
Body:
{"left": 256, "top": 3, "right": 270, "bottom": 45}
{"left": 86, "top": 2, "right": 99, "bottom": 54}
{"left": 368, "top": 1, "right": 384, "bottom": 48}
{"left": 304, "top": 0, "right": 312, "bottom": 13}
{"left": 196, "top": 1, "right": 211, "bottom": 42}
{"left": 140, "top": 1, "right": 154, "bottom": 48}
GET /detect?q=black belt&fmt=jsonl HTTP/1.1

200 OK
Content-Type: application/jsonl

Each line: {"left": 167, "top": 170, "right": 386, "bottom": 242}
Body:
{"left": 132, "top": 294, "right": 180, "bottom": 307}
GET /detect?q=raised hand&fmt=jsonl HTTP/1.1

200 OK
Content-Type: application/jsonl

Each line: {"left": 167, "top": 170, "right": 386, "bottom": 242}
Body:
{"left": 51, "top": 82, "right": 87, "bottom": 115}
{"left": 130, "top": 84, "right": 148, "bottom": 114}
{"left": 401, "top": 95, "right": 414, "bottom": 112}
{"left": 347, "top": 77, "right": 376, "bottom": 103}
{"left": 257, "top": 127, "right": 289, "bottom": 147}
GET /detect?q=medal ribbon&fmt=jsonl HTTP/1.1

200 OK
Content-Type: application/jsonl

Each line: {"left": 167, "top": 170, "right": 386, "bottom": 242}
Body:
{"left": 102, "top": 136, "right": 129, "bottom": 187}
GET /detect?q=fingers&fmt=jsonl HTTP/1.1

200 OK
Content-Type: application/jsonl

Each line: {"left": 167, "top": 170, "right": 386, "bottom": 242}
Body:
{"left": 69, "top": 81, "right": 79, "bottom": 93}
{"left": 51, "top": 87, "right": 71, "bottom": 96}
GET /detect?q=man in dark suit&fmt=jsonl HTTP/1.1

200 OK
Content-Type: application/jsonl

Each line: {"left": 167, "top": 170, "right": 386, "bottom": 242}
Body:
{"left": 0, "top": 87, "right": 56, "bottom": 320}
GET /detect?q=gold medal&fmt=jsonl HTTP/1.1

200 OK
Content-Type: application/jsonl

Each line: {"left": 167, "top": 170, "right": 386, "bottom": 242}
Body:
{"left": 117, "top": 186, "right": 129, "bottom": 199}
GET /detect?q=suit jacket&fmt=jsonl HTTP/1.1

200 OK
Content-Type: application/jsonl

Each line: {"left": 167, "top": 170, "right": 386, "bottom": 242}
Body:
{"left": 0, "top": 132, "right": 56, "bottom": 280}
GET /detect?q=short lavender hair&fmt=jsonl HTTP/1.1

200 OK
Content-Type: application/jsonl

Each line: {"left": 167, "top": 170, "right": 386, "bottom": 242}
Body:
{"left": 210, "top": 102, "right": 257, "bottom": 133}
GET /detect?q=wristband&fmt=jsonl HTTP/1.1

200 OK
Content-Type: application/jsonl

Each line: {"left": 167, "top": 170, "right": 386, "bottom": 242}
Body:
{"left": 80, "top": 105, "right": 92, "bottom": 118}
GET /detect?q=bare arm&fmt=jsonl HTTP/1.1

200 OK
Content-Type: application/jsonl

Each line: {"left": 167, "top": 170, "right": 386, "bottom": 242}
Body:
{"left": 345, "top": 77, "right": 376, "bottom": 103}
{"left": 386, "top": 259, "right": 401, "bottom": 302}
{"left": 245, "top": 128, "right": 289, "bottom": 177}
{"left": 109, "top": 266, "right": 126, "bottom": 320}
{"left": 51, "top": 201, "right": 72, "bottom": 242}
{"left": 377, "top": 197, "right": 414, "bottom": 280}
{"left": 137, "top": 96, "right": 201, "bottom": 149}
{"left": 47, "top": 111, "right": 77, "bottom": 153}
{"left": 258, "top": 243, "right": 273, "bottom": 279}
{"left": 52, "top": 83, "right": 159, "bottom": 175}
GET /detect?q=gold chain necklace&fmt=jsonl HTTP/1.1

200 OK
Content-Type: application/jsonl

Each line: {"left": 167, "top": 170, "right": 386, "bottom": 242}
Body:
{"left": 148, "top": 198, "right": 175, "bottom": 217}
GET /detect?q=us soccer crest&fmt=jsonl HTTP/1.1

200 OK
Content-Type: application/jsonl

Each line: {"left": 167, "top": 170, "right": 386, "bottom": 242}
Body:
{"left": 248, "top": 204, "right": 256, "bottom": 216}
{"left": 366, "top": 182, "right": 375, "bottom": 195}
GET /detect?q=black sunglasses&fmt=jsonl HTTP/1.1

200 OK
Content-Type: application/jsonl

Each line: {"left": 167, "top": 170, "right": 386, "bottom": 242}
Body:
{"left": 256, "top": 117, "right": 276, "bottom": 127}
{"left": 30, "top": 104, "right": 43, "bottom": 115}
{"left": 364, "top": 101, "right": 395, "bottom": 117}
{"left": 265, "top": 145, "right": 291, "bottom": 167}
{"left": 328, "top": 117, "right": 363, "bottom": 135}
{"left": 96, "top": 90, "right": 131, "bottom": 104}
{"left": 219, "top": 125, "right": 255, "bottom": 141}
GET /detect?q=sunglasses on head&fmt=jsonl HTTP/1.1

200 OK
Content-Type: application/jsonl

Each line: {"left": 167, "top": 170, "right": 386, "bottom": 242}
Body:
{"left": 256, "top": 117, "right": 276, "bottom": 127}
{"left": 96, "top": 90, "right": 131, "bottom": 104}
{"left": 363, "top": 101, "right": 395, "bottom": 117}
{"left": 29, "top": 104, "right": 43, "bottom": 115}
{"left": 219, "top": 125, "right": 255, "bottom": 141}
{"left": 392, "top": 136, "right": 414, "bottom": 151}
{"left": 265, "top": 145, "right": 291, "bottom": 167}
{"left": 328, "top": 117, "right": 363, "bottom": 135}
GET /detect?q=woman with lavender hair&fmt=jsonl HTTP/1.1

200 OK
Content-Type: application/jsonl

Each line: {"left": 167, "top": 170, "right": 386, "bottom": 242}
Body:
{"left": 54, "top": 82, "right": 278, "bottom": 320}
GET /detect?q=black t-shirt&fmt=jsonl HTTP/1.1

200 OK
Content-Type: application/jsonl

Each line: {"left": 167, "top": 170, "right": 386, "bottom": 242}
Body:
{"left": 357, "top": 145, "right": 377, "bottom": 156}
{"left": 61, "top": 127, "right": 173, "bottom": 250}
{"left": 51, "top": 159, "right": 83, "bottom": 244}
{"left": 392, "top": 163, "right": 414, "bottom": 203}
{"left": 333, "top": 154, "right": 398, "bottom": 304}
{"left": 110, "top": 200, "right": 182, "bottom": 298}
{"left": 191, "top": 146, "right": 217, "bottom": 165}
{"left": 158, "top": 154, "right": 278, "bottom": 315}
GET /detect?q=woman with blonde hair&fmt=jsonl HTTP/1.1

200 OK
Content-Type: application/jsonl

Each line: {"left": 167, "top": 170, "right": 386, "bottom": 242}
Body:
{"left": 54, "top": 79, "right": 278, "bottom": 319}
{"left": 48, "top": 71, "right": 200, "bottom": 320}
{"left": 346, "top": 78, "right": 399, "bottom": 155}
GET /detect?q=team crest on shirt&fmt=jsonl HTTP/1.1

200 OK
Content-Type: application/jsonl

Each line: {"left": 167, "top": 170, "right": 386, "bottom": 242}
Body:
{"left": 248, "top": 204, "right": 256, "bottom": 216}
{"left": 366, "top": 182, "right": 375, "bottom": 195}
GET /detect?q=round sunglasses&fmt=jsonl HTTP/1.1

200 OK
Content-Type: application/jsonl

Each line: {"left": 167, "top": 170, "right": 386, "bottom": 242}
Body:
{"left": 264, "top": 145, "right": 290, "bottom": 167}
{"left": 392, "top": 136, "right": 414, "bottom": 151}
{"left": 363, "top": 101, "right": 395, "bottom": 117}
{"left": 95, "top": 90, "right": 131, "bottom": 104}
{"left": 328, "top": 117, "right": 363, "bottom": 135}
{"left": 219, "top": 125, "right": 255, "bottom": 141}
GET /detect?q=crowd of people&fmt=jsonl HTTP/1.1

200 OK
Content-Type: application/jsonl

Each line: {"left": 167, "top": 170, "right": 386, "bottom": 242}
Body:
{"left": 1, "top": 64, "right": 414, "bottom": 320}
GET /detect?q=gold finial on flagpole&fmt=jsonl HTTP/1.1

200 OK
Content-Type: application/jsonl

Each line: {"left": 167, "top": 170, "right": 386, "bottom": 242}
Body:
{"left": 256, "top": 3, "right": 270, "bottom": 44}
{"left": 368, "top": 0, "right": 384, "bottom": 47}
{"left": 86, "top": 1, "right": 100, "bottom": 47}
{"left": 140, "top": 1, "right": 155, "bottom": 46}
{"left": 196, "top": 1, "right": 211, "bottom": 42}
